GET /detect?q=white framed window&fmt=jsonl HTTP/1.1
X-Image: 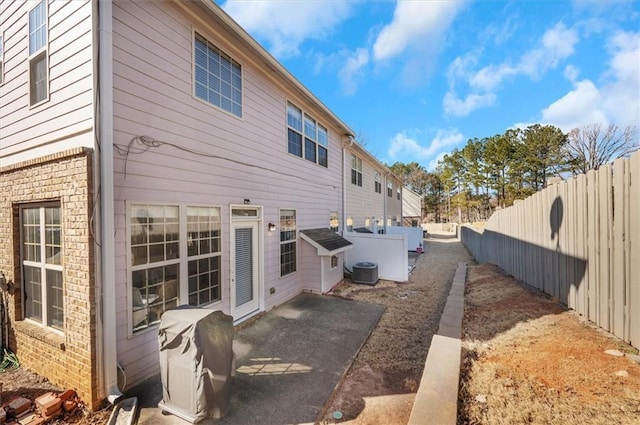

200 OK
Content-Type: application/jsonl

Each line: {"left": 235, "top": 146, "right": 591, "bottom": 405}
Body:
{"left": 186, "top": 206, "right": 222, "bottom": 306}
{"left": 330, "top": 255, "right": 338, "bottom": 270}
{"left": 387, "top": 181, "right": 393, "bottom": 197}
{"left": 0, "top": 33, "right": 4, "bottom": 85}
{"left": 287, "top": 102, "right": 328, "bottom": 167}
{"left": 329, "top": 211, "right": 339, "bottom": 233}
{"left": 194, "top": 32, "right": 242, "bottom": 117}
{"left": 374, "top": 171, "right": 382, "bottom": 193}
{"left": 29, "top": 0, "right": 48, "bottom": 106}
{"left": 129, "top": 203, "right": 221, "bottom": 334}
{"left": 318, "top": 123, "right": 328, "bottom": 167}
{"left": 279, "top": 209, "right": 297, "bottom": 276}
{"left": 21, "top": 204, "right": 63, "bottom": 331}
{"left": 351, "top": 154, "right": 362, "bottom": 186}
{"left": 397, "top": 186, "right": 401, "bottom": 200}
{"left": 346, "top": 217, "right": 353, "bottom": 232}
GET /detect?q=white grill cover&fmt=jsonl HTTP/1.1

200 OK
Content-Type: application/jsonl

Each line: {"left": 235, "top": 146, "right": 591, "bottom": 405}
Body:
{"left": 158, "top": 306, "right": 234, "bottom": 422}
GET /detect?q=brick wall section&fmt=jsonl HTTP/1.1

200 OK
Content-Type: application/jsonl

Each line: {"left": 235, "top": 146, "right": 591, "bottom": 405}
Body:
{"left": 0, "top": 148, "right": 99, "bottom": 409}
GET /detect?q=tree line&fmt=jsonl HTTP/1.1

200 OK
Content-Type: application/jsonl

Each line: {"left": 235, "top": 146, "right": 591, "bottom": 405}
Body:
{"left": 389, "top": 123, "right": 638, "bottom": 224}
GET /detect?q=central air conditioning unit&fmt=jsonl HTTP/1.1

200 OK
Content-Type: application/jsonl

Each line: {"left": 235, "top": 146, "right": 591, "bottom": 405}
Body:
{"left": 352, "top": 262, "right": 378, "bottom": 285}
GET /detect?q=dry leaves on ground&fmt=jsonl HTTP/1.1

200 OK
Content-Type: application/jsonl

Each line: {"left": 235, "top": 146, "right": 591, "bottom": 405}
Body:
{"left": 459, "top": 263, "right": 640, "bottom": 425}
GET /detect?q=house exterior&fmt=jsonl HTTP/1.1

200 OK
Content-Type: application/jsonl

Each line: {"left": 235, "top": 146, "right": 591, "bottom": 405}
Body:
{"left": 0, "top": 0, "right": 406, "bottom": 410}
{"left": 402, "top": 186, "right": 423, "bottom": 227}
{"left": 344, "top": 140, "right": 403, "bottom": 233}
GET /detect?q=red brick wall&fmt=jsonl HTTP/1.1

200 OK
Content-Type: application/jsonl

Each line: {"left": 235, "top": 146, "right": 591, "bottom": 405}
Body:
{"left": 0, "top": 148, "right": 99, "bottom": 408}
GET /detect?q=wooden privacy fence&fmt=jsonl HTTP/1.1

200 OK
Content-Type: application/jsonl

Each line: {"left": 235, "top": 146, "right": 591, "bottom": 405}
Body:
{"left": 461, "top": 150, "right": 640, "bottom": 349}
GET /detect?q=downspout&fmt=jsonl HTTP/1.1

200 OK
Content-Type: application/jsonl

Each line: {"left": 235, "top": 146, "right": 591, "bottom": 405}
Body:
{"left": 342, "top": 135, "right": 354, "bottom": 236}
{"left": 383, "top": 173, "right": 389, "bottom": 234}
{"left": 98, "top": 0, "right": 121, "bottom": 404}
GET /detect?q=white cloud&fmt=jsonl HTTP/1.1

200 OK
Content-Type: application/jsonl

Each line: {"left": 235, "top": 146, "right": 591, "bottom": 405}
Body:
{"left": 564, "top": 64, "right": 580, "bottom": 82}
{"left": 221, "top": 1, "right": 353, "bottom": 58}
{"left": 443, "top": 92, "right": 497, "bottom": 117}
{"left": 443, "top": 22, "right": 579, "bottom": 117}
{"left": 469, "top": 64, "right": 517, "bottom": 92}
{"left": 372, "top": 1, "right": 464, "bottom": 62}
{"left": 519, "top": 23, "right": 578, "bottom": 79}
{"left": 338, "top": 48, "right": 370, "bottom": 96}
{"left": 541, "top": 80, "right": 605, "bottom": 131}
{"left": 387, "top": 129, "right": 465, "bottom": 161}
{"left": 601, "top": 31, "right": 640, "bottom": 125}
{"left": 540, "top": 30, "right": 639, "bottom": 132}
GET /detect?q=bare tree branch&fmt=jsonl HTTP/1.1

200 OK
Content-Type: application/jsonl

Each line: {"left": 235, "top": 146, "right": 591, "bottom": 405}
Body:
{"left": 564, "top": 124, "right": 639, "bottom": 174}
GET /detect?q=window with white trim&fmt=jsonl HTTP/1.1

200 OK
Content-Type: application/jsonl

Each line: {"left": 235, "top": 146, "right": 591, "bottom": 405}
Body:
{"left": 29, "top": 0, "right": 48, "bottom": 105}
{"left": 279, "top": 209, "right": 297, "bottom": 276}
{"left": 397, "top": 186, "right": 401, "bottom": 200}
{"left": 330, "top": 255, "right": 338, "bottom": 269}
{"left": 374, "top": 171, "right": 382, "bottom": 193}
{"left": 129, "top": 204, "right": 221, "bottom": 333}
{"left": 387, "top": 181, "right": 393, "bottom": 197}
{"left": 21, "top": 204, "right": 63, "bottom": 331}
{"left": 287, "top": 102, "right": 328, "bottom": 167}
{"left": 351, "top": 154, "right": 362, "bottom": 186}
{"left": 194, "top": 32, "right": 242, "bottom": 117}
{"left": 329, "top": 211, "right": 339, "bottom": 233}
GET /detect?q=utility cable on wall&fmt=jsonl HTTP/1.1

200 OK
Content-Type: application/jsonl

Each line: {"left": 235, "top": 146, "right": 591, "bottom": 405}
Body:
{"left": 114, "top": 135, "right": 339, "bottom": 190}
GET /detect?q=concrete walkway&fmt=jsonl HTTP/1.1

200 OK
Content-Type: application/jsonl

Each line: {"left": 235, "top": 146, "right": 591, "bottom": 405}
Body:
{"left": 408, "top": 261, "right": 467, "bottom": 425}
{"left": 128, "top": 293, "right": 385, "bottom": 424}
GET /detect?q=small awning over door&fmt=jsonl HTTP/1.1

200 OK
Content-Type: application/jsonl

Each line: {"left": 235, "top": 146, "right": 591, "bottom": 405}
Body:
{"left": 300, "top": 228, "right": 353, "bottom": 256}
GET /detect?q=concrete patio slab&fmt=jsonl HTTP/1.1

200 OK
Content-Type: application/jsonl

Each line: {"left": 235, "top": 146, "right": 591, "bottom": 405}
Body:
{"left": 127, "top": 293, "right": 385, "bottom": 425}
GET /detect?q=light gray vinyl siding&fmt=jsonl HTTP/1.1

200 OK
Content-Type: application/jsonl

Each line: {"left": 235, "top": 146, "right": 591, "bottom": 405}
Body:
{"left": 0, "top": 0, "right": 94, "bottom": 165}
{"left": 112, "top": 1, "right": 343, "bottom": 387}
{"left": 345, "top": 149, "right": 386, "bottom": 228}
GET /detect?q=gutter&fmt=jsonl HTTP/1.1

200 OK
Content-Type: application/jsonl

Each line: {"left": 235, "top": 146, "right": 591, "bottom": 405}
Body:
{"left": 98, "top": 0, "right": 121, "bottom": 404}
{"left": 342, "top": 136, "right": 355, "bottom": 235}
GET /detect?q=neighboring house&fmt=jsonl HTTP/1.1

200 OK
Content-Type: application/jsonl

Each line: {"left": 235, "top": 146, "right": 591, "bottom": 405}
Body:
{"left": 1, "top": 0, "right": 360, "bottom": 409}
{"left": 402, "top": 186, "right": 423, "bottom": 227}
{"left": 344, "top": 140, "right": 403, "bottom": 233}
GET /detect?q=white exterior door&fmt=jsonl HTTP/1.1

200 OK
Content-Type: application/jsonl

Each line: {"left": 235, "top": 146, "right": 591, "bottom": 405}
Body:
{"left": 231, "top": 214, "right": 261, "bottom": 320}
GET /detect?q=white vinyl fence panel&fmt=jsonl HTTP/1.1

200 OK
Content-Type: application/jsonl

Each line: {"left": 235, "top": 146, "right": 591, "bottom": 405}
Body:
{"left": 386, "top": 226, "right": 424, "bottom": 252}
{"left": 344, "top": 233, "right": 408, "bottom": 282}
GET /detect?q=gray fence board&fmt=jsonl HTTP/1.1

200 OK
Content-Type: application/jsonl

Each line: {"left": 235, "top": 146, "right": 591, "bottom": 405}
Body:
{"left": 461, "top": 150, "right": 640, "bottom": 350}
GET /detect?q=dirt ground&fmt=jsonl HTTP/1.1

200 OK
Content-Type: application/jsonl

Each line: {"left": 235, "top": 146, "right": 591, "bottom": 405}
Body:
{"left": 459, "top": 263, "right": 640, "bottom": 425}
{"left": 319, "top": 233, "right": 472, "bottom": 424}
{"left": 6, "top": 239, "right": 638, "bottom": 425}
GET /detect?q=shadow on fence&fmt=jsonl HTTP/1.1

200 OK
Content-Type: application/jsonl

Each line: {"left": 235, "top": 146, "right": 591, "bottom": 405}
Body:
{"left": 463, "top": 227, "right": 587, "bottom": 307}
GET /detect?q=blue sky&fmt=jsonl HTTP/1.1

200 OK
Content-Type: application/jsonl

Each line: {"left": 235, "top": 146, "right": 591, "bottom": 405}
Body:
{"left": 218, "top": 0, "right": 640, "bottom": 171}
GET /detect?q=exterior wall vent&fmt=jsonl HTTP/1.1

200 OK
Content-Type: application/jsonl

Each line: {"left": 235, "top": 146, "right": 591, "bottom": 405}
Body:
{"left": 352, "top": 262, "right": 378, "bottom": 285}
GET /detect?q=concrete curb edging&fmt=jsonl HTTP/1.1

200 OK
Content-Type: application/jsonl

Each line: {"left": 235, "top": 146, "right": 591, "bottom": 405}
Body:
{"left": 408, "top": 262, "right": 467, "bottom": 425}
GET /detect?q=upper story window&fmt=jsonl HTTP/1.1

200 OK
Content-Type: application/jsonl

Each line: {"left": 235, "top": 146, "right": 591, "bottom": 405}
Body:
{"left": 351, "top": 154, "right": 362, "bottom": 186}
{"left": 387, "top": 181, "right": 393, "bottom": 197}
{"left": 29, "top": 0, "right": 48, "bottom": 105}
{"left": 397, "top": 186, "right": 401, "bottom": 200}
{"left": 21, "top": 204, "right": 63, "bottom": 331}
{"left": 0, "top": 34, "right": 4, "bottom": 85}
{"left": 374, "top": 171, "right": 382, "bottom": 193}
{"left": 194, "top": 33, "right": 242, "bottom": 117}
{"left": 287, "top": 102, "right": 328, "bottom": 167}
{"left": 280, "top": 209, "right": 297, "bottom": 276}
